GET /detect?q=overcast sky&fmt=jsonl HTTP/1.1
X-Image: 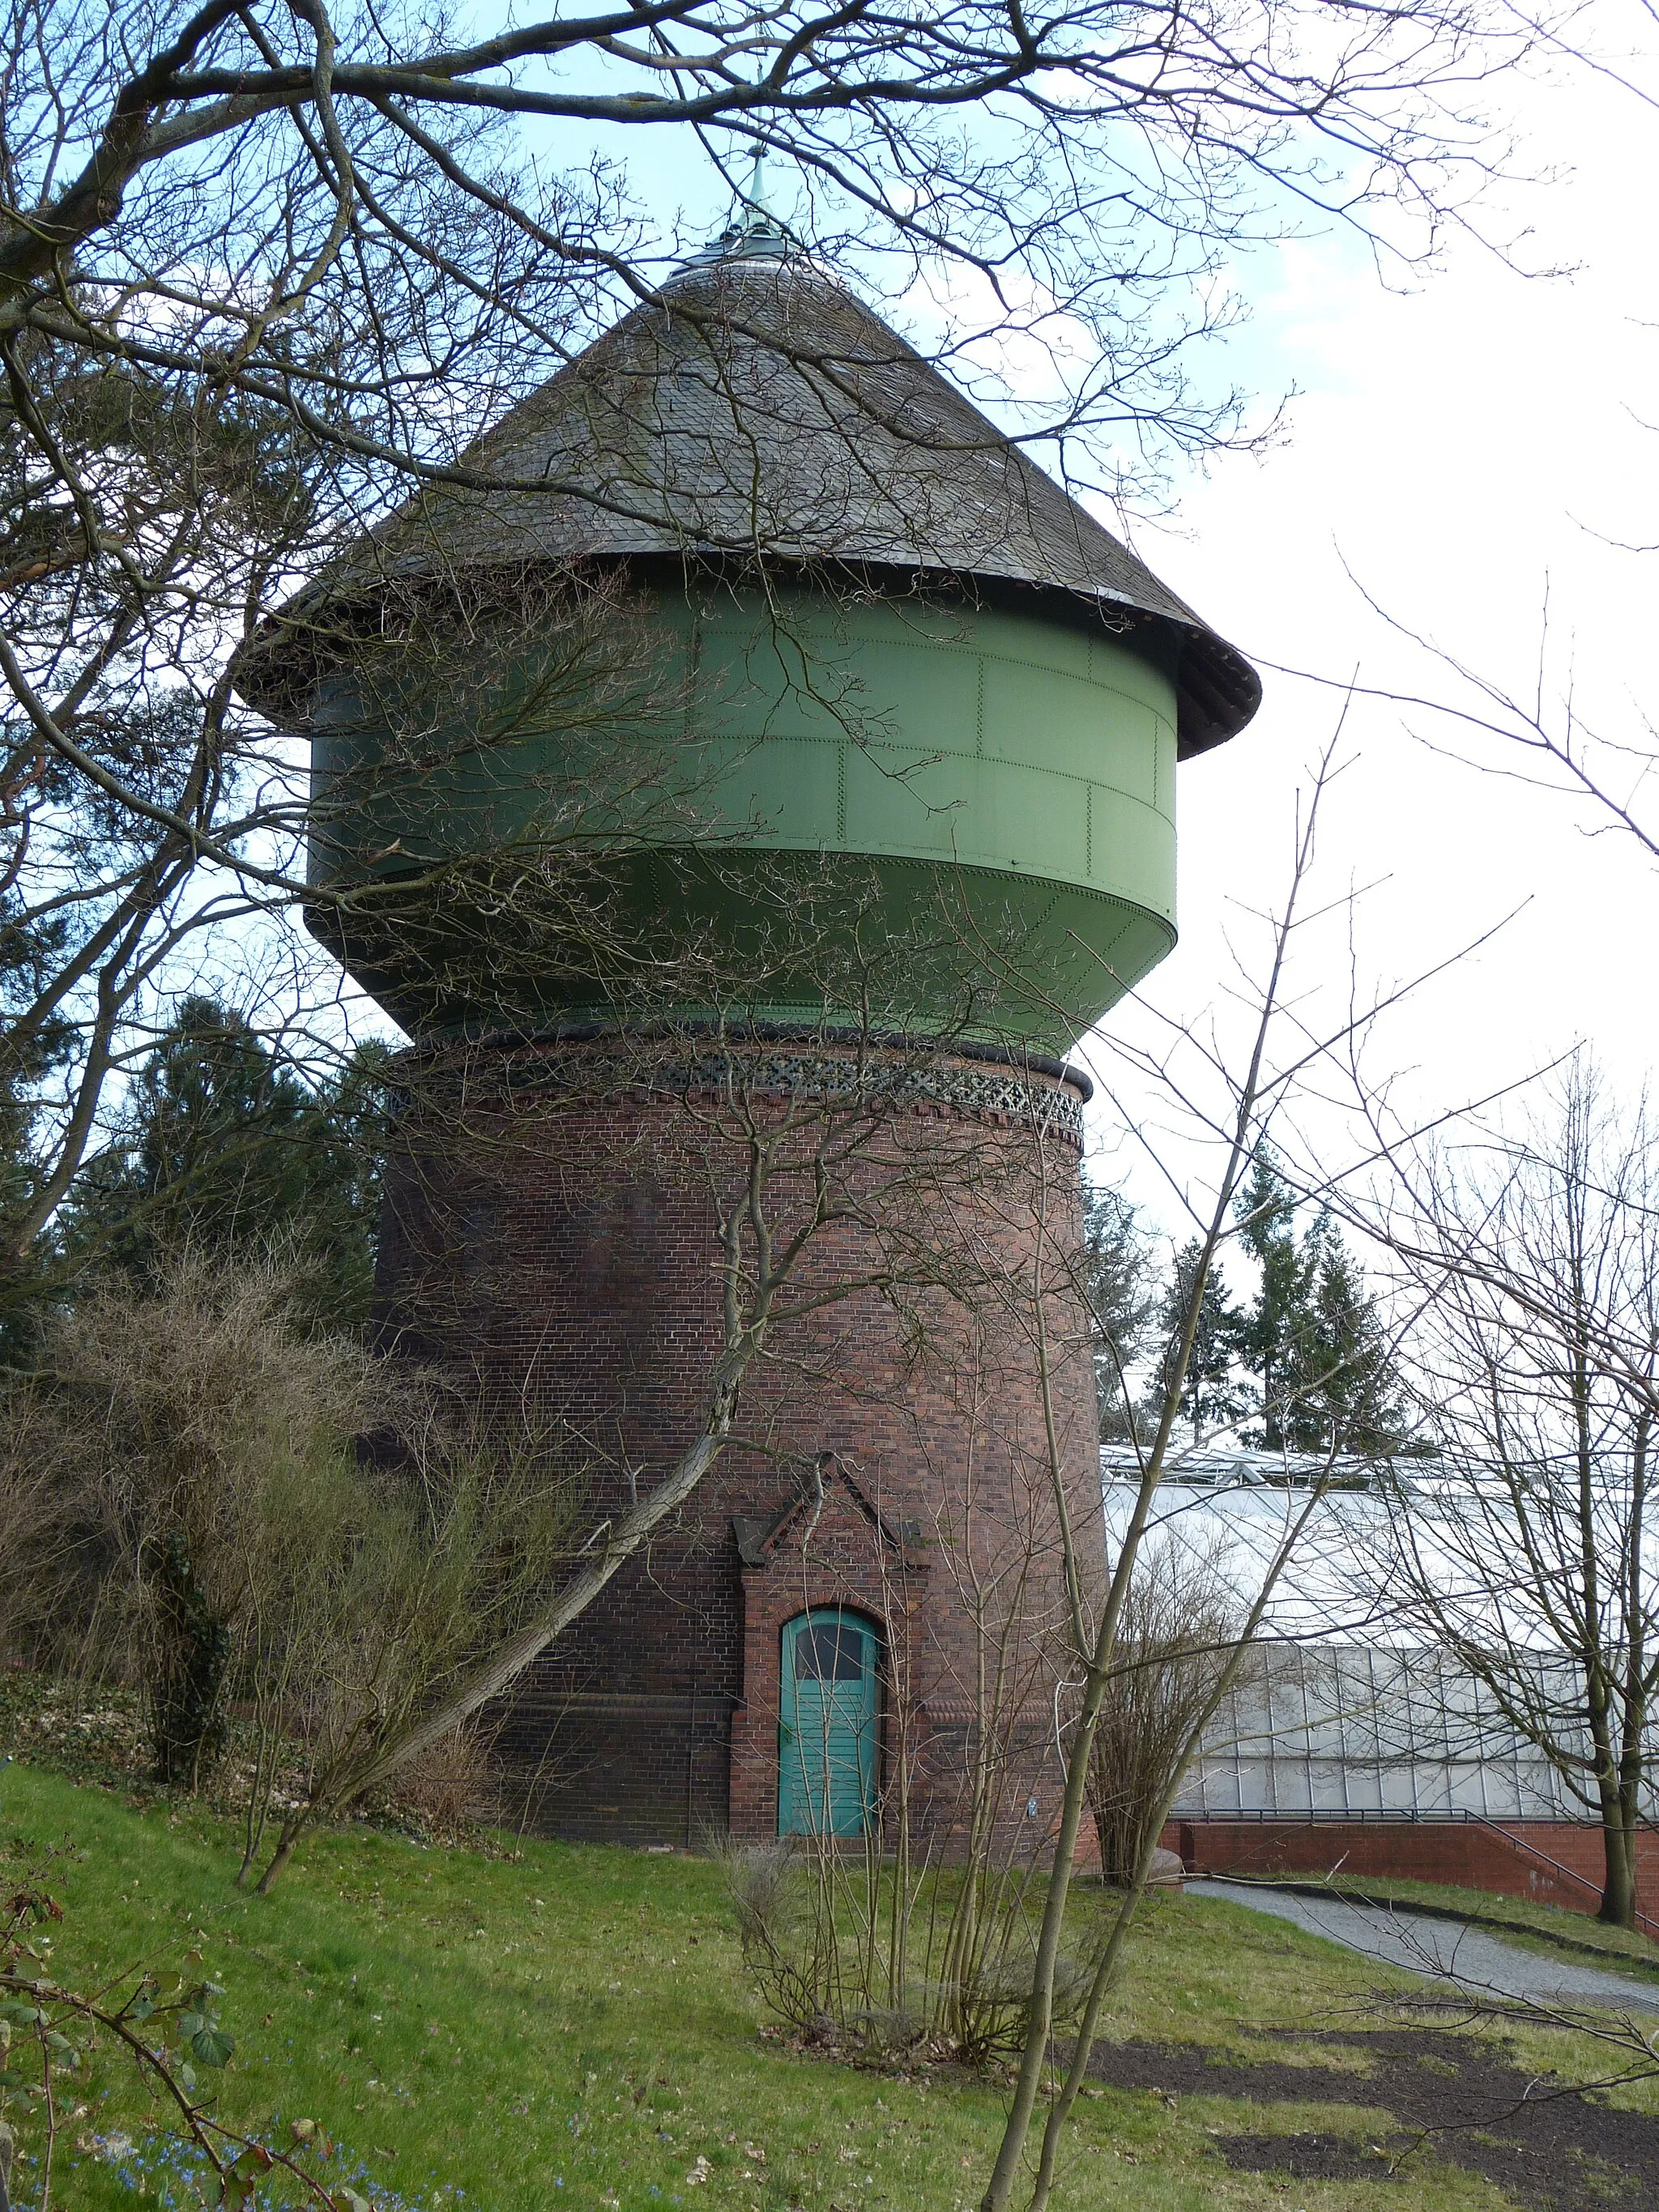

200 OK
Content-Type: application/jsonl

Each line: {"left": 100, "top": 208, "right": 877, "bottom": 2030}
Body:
{"left": 1068, "top": 26, "right": 1659, "bottom": 1235}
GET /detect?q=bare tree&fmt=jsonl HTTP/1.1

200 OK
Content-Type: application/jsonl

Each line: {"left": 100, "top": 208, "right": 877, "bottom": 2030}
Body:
{"left": 1350, "top": 1061, "right": 1659, "bottom": 1931}
{"left": 0, "top": 0, "right": 1573, "bottom": 1326}
{"left": 1271, "top": 568, "right": 1659, "bottom": 880}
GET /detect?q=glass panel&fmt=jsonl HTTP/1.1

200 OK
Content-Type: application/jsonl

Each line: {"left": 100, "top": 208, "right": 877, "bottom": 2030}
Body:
{"left": 795, "top": 1621, "right": 865, "bottom": 1681}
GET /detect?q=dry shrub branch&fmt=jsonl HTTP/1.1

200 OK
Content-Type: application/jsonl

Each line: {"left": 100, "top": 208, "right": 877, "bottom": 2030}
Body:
{"left": 1087, "top": 1534, "right": 1242, "bottom": 1888}
{"left": 0, "top": 1250, "right": 581, "bottom": 1884}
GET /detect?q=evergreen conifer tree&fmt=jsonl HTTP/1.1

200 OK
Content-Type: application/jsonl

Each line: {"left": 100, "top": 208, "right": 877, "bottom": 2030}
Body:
{"left": 66, "top": 999, "right": 389, "bottom": 1328}
{"left": 1150, "top": 1238, "right": 1252, "bottom": 1445}
{"left": 1234, "top": 1145, "right": 1316, "bottom": 1451}
{"left": 1233, "top": 1144, "right": 1409, "bottom": 1455}
{"left": 1297, "top": 1231, "right": 1414, "bottom": 1458}
{"left": 1081, "top": 1184, "right": 1158, "bottom": 1439}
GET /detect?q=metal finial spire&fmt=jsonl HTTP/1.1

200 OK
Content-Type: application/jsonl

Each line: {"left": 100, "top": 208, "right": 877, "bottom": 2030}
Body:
{"left": 687, "top": 148, "right": 795, "bottom": 265}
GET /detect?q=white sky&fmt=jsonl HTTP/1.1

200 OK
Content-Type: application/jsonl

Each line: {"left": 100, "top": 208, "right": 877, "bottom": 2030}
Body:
{"left": 1073, "top": 32, "right": 1659, "bottom": 1234}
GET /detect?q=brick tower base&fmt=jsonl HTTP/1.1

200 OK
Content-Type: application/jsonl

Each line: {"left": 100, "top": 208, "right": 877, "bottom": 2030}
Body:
{"left": 374, "top": 1032, "right": 1103, "bottom": 1858}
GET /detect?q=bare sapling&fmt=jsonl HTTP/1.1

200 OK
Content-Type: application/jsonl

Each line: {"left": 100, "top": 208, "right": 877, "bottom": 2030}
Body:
{"left": 980, "top": 737, "right": 1473, "bottom": 2212}
{"left": 723, "top": 1043, "right": 1102, "bottom": 2065}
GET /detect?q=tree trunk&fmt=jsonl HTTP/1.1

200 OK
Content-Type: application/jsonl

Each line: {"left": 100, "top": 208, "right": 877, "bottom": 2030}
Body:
{"left": 1598, "top": 1792, "right": 1639, "bottom": 1930}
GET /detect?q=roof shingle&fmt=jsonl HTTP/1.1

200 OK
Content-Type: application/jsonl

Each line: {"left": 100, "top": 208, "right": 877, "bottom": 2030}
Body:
{"left": 288, "top": 250, "right": 1260, "bottom": 754}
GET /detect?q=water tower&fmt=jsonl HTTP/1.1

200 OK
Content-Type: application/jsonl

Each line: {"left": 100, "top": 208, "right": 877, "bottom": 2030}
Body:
{"left": 243, "top": 198, "right": 1258, "bottom": 1848}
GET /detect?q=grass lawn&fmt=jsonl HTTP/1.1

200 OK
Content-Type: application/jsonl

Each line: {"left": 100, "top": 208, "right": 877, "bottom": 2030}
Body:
{"left": 1, "top": 1762, "right": 1651, "bottom": 2212}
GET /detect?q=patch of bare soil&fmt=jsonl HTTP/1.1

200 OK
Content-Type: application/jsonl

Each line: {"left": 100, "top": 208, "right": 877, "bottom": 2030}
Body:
{"left": 1210, "top": 2132, "right": 1403, "bottom": 2183}
{"left": 1087, "top": 2030, "right": 1654, "bottom": 2211}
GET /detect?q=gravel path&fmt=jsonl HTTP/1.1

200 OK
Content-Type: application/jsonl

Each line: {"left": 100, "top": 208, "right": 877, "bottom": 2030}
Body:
{"left": 1188, "top": 1877, "right": 1659, "bottom": 2012}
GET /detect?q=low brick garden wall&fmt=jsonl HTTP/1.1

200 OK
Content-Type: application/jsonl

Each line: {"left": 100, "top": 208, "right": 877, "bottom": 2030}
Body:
{"left": 1162, "top": 1815, "right": 1659, "bottom": 1932}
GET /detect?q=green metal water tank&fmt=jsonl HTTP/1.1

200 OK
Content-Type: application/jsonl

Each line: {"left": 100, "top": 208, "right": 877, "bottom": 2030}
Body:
{"left": 242, "top": 219, "right": 1258, "bottom": 1054}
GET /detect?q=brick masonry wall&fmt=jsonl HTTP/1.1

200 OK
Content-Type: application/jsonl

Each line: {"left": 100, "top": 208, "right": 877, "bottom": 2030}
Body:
{"left": 1161, "top": 1818, "right": 1659, "bottom": 1926}
{"left": 375, "top": 1036, "right": 1103, "bottom": 1856}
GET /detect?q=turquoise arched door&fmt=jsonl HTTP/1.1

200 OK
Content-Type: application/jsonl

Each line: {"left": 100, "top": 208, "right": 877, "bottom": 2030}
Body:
{"left": 778, "top": 1609, "right": 881, "bottom": 1838}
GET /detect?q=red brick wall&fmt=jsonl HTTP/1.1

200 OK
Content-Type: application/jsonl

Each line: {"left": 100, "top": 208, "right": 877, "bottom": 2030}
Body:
{"left": 375, "top": 1035, "right": 1102, "bottom": 1855}
{"left": 1162, "top": 1818, "right": 1659, "bottom": 1929}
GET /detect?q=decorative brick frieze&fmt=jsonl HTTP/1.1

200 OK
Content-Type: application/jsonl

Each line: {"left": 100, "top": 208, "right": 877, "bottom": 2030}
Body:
{"left": 389, "top": 1034, "right": 1089, "bottom": 1147}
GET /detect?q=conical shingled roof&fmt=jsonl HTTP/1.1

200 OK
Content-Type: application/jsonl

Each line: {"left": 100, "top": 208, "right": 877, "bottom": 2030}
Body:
{"left": 312, "top": 249, "right": 1260, "bottom": 756}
